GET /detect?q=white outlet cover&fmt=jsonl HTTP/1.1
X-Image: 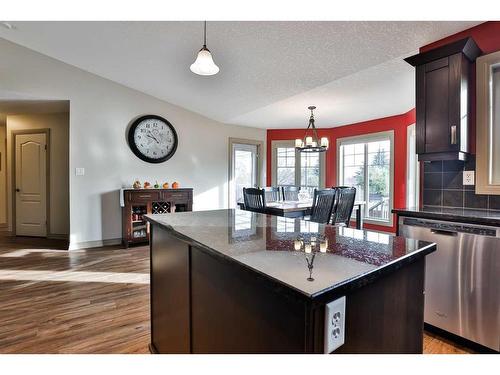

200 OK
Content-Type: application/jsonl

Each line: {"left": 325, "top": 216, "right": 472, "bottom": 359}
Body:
{"left": 324, "top": 296, "right": 346, "bottom": 353}
{"left": 75, "top": 167, "right": 85, "bottom": 176}
{"left": 463, "top": 170, "right": 475, "bottom": 186}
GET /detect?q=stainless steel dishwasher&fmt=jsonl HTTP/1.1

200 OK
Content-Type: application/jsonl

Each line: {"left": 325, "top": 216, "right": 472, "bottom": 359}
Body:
{"left": 399, "top": 217, "right": 500, "bottom": 351}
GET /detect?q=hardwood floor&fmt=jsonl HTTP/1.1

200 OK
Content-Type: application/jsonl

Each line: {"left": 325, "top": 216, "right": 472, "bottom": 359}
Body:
{"left": 0, "top": 234, "right": 473, "bottom": 354}
{"left": 0, "top": 235, "right": 149, "bottom": 353}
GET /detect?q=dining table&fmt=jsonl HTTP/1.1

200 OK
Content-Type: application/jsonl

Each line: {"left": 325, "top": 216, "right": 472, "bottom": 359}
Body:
{"left": 236, "top": 200, "right": 366, "bottom": 230}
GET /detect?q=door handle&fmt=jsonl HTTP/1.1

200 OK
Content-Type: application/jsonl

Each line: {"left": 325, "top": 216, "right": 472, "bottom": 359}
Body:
{"left": 15, "top": 188, "right": 20, "bottom": 192}
{"left": 430, "top": 229, "right": 457, "bottom": 236}
{"left": 450, "top": 125, "right": 457, "bottom": 145}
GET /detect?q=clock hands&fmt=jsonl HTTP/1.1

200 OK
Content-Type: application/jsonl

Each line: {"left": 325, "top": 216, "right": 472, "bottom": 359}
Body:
{"left": 146, "top": 130, "right": 160, "bottom": 144}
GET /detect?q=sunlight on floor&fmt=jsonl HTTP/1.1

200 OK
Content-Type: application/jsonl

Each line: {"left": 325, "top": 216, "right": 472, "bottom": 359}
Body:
{"left": 0, "top": 269, "right": 149, "bottom": 284}
{"left": 0, "top": 249, "right": 69, "bottom": 257}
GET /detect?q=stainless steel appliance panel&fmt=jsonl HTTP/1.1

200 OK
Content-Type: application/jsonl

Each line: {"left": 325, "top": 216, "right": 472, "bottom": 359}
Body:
{"left": 399, "top": 217, "right": 500, "bottom": 351}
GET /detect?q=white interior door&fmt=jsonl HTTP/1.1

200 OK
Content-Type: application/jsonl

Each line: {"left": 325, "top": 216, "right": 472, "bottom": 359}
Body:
{"left": 230, "top": 143, "right": 258, "bottom": 208}
{"left": 15, "top": 132, "right": 47, "bottom": 237}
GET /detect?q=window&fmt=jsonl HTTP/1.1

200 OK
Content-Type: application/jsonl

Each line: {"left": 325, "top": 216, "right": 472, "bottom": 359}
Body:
{"left": 276, "top": 147, "right": 296, "bottom": 185}
{"left": 300, "top": 153, "right": 320, "bottom": 191}
{"left": 337, "top": 131, "right": 394, "bottom": 225}
{"left": 476, "top": 51, "right": 500, "bottom": 194}
{"left": 271, "top": 141, "right": 325, "bottom": 192}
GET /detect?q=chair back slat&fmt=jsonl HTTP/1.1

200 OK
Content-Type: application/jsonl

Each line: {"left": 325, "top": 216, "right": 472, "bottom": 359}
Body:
{"left": 309, "top": 188, "right": 337, "bottom": 224}
{"left": 282, "top": 186, "right": 300, "bottom": 201}
{"left": 262, "top": 186, "right": 281, "bottom": 203}
{"left": 243, "top": 188, "right": 267, "bottom": 213}
{"left": 331, "top": 186, "right": 356, "bottom": 227}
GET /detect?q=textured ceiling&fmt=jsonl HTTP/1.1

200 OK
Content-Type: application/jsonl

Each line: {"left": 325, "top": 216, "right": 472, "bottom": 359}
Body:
{"left": 0, "top": 21, "right": 481, "bottom": 128}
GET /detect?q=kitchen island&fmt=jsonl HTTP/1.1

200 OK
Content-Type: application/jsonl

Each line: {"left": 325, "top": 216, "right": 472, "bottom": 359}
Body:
{"left": 146, "top": 209, "right": 436, "bottom": 354}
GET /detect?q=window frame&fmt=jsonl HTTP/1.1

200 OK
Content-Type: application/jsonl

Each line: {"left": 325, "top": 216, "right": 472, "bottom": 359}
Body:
{"left": 336, "top": 130, "right": 395, "bottom": 227}
{"left": 271, "top": 140, "right": 325, "bottom": 189}
{"left": 228, "top": 137, "right": 263, "bottom": 208}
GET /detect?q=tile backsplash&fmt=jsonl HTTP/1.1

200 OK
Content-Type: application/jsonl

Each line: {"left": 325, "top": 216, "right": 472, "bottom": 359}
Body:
{"left": 422, "top": 156, "right": 500, "bottom": 210}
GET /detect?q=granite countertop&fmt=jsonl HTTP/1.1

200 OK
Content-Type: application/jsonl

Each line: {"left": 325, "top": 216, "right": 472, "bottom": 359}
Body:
{"left": 145, "top": 209, "right": 435, "bottom": 300}
{"left": 393, "top": 206, "right": 500, "bottom": 227}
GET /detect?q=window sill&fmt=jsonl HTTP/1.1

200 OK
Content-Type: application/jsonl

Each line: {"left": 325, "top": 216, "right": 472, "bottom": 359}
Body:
{"left": 361, "top": 218, "right": 393, "bottom": 227}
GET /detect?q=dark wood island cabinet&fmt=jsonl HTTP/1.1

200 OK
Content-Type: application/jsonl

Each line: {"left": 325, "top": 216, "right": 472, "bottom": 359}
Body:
{"left": 146, "top": 209, "right": 436, "bottom": 354}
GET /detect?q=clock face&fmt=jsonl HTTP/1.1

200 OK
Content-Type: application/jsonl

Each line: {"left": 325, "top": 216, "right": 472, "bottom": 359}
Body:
{"left": 128, "top": 115, "right": 178, "bottom": 163}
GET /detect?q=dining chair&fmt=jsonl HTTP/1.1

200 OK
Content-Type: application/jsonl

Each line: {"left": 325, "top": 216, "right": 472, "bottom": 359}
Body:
{"left": 243, "top": 188, "right": 267, "bottom": 213}
{"left": 331, "top": 186, "right": 357, "bottom": 227}
{"left": 262, "top": 186, "right": 281, "bottom": 203}
{"left": 309, "top": 188, "right": 338, "bottom": 224}
{"left": 282, "top": 186, "right": 300, "bottom": 201}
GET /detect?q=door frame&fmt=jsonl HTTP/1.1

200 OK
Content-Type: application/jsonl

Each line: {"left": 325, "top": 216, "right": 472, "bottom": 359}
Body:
{"left": 11, "top": 128, "right": 51, "bottom": 237}
{"left": 228, "top": 138, "right": 263, "bottom": 208}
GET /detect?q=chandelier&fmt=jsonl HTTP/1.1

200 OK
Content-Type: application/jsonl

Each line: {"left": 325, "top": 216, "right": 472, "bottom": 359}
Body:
{"left": 295, "top": 106, "right": 329, "bottom": 152}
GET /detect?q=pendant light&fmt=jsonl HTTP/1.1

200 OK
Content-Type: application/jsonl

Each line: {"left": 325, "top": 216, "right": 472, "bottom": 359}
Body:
{"left": 295, "top": 106, "right": 329, "bottom": 152}
{"left": 190, "top": 21, "right": 220, "bottom": 76}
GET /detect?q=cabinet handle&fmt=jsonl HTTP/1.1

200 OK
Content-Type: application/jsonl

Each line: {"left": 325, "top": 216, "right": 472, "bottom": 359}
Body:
{"left": 450, "top": 125, "right": 457, "bottom": 145}
{"left": 138, "top": 194, "right": 151, "bottom": 198}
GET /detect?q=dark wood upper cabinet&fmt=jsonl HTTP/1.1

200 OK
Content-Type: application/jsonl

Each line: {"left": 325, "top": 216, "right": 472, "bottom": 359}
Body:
{"left": 405, "top": 38, "right": 482, "bottom": 161}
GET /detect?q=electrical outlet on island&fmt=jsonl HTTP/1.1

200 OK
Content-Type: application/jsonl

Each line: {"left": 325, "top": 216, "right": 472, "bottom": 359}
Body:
{"left": 324, "top": 296, "right": 346, "bottom": 353}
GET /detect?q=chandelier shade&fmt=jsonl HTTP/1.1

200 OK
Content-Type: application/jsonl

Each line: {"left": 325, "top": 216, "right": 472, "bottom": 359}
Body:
{"left": 295, "top": 106, "right": 329, "bottom": 153}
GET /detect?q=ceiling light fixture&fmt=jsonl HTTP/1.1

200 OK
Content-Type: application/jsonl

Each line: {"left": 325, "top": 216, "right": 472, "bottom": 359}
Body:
{"left": 190, "top": 21, "right": 219, "bottom": 76}
{"left": 295, "top": 106, "right": 329, "bottom": 153}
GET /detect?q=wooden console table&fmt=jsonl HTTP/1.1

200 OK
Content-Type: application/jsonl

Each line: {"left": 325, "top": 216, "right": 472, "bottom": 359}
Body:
{"left": 121, "top": 188, "right": 193, "bottom": 247}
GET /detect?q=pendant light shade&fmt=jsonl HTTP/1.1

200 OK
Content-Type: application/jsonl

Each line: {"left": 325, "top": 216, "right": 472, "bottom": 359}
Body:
{"left": 190, "top": 21, "right": 219, "bottom": 76}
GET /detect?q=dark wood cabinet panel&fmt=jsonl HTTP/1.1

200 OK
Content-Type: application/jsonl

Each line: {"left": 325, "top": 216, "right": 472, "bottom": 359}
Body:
{"left": 422, "top": 57, "right": 451, "bottom": 154}
{"left": 150, "top": 228, "right": 191, "bottom": 353}
{"left": 406, "top": 38, "right": 481, "bottom": 161}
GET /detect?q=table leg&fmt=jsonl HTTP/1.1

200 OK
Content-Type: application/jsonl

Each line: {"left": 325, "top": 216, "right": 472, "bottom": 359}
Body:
{"left": 355, "top": 205, "right": 363, "bottom": 230}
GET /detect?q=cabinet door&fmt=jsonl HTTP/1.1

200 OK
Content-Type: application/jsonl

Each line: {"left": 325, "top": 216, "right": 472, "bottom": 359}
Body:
{"left": 417, "top": 57, "right": 456, "bottom": 154}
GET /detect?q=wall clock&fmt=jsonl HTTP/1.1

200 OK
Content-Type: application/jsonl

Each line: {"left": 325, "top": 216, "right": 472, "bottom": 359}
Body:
{"left": 127, "top": 115, "right": 178, "bottom": 163}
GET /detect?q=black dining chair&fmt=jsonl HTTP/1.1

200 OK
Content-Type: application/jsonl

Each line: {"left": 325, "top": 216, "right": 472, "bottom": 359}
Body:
{"left": 309, "top": 188, "right": 338, "bottom": 224}
{"left": 281, "top": 186, "right": 300, "bottom": 201}
{"left": 331, "top": 186, "right": 357, "bottom": 227}
{"left": 262, "top": 187, "right": 281, "bottom": 203}
{"left": 243, "top": 188, "right": 267, "bottom": 213}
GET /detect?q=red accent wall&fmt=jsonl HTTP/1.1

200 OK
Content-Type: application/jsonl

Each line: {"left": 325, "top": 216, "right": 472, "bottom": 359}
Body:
{"left": 420, "top": 21, "right": 500, "bottom": 55}
{"left": 266, "top": 109, "right": 416, "bottom": 233}
{"left": 420, "top": 21, "right": 500, "bottom": 154}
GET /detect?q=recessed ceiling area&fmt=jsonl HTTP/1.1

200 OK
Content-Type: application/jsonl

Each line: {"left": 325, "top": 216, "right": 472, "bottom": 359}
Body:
{"left": 0, "top": 100, "right": 69, "bottom": 115}
{"left": 0, "top": 100, "right": 69, "bottom": 124}
{"left": 0, "top": 21, "right": 481, "bottom": 128}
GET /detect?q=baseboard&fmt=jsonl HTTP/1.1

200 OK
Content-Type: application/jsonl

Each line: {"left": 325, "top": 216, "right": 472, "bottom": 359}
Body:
{"left": 47, "top": 233, "right": 69, "bottom": 240}
{"left": 69, "top": 237, "right": 122, "bottom": 250}
{"left": 424, "top": 323, "right": 498, "bottom": 354}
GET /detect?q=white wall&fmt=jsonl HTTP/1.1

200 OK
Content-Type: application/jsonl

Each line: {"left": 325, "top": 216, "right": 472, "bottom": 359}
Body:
{"left": 0, "top": 121, "right": 6, "bottom": 225}
{"left": 6, "top": 113, "right": 70, "bottom": 236}
{"left": 0, "top": 38, "right": 266, "bottom": 249}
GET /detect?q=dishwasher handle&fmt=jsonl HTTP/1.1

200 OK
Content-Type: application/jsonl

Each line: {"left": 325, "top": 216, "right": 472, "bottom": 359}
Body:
{"left": 430, "top": 228, "right": 458, "bottom": 237}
